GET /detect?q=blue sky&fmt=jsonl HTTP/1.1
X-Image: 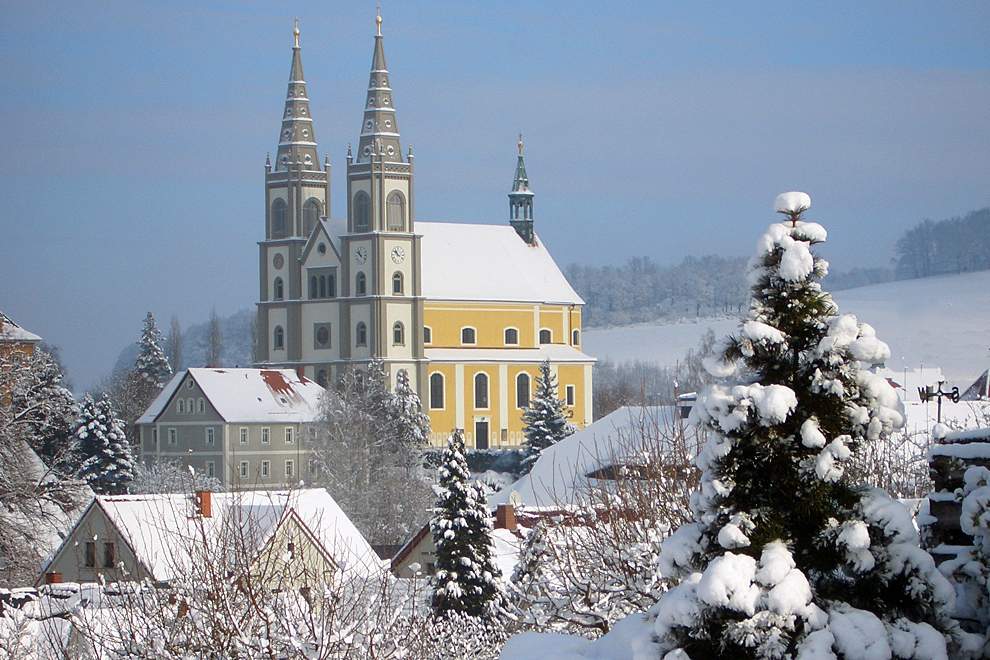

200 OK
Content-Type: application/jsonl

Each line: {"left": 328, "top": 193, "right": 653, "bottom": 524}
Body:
{"left": 1, "top": 1, "right": 987, "bottom": 391}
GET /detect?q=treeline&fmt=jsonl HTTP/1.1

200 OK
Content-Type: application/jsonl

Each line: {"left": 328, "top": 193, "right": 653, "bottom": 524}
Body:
{"left": 893, "top": 207, "right": 990, "bottom": 279}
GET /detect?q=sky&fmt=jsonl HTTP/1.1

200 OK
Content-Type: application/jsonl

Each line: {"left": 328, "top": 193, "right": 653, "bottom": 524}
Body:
{"left": 1, "top": 1, "right": 988, "bottom": 392}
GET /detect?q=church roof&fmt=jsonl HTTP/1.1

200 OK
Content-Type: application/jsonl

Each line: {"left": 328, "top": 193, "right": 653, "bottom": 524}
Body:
{"left": 417, "top": 223, "right": 583, "bottom": 305}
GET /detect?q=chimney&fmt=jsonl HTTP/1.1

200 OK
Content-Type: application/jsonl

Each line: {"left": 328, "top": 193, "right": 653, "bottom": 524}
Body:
{"left": 45, "top": 572, "right": 62, "bottom": 584}
{"left": 195, "top": 491, "right": 212, "bottom": 518}
{"left": 495, "top": 504, "right": 516, "bottom": 531}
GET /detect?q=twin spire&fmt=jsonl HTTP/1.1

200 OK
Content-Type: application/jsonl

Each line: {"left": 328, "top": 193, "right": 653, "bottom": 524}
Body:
{"left": 356, "top": 7, "right": 404, "bottom": 164}
{"left": 273, "top": 19, "right": 318, "bottom": 172}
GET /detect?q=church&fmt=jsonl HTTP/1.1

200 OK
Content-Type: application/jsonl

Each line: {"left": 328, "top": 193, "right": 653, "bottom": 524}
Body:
{"left": 255, "top": 16, "right": 594, "bottom": 449}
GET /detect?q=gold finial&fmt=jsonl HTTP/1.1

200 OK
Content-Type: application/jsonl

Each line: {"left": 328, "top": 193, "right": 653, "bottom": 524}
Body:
{"left": 518, "top": 133, "right": 524, "bottom": 155}
{"left": 376, "top": 5, "right": 382, "bottom": 36}
{"left": 294, "top": 18, "right": 300, "bottom": 47}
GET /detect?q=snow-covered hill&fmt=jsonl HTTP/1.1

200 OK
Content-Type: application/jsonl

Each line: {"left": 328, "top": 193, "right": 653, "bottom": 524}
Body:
{"left": 583, "top": 270, "right": 990, "bottom": 388}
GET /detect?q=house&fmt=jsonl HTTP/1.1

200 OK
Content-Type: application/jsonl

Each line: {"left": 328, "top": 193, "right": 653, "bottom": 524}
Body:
{"left": 39, "top": 488, "right": 383, "bottom": 587}
{"left": 136, "top": 368, "right": 324, "bottom": 489}
{"left": 0, "top": 311, "right": 41, "bottom": 359}
{"left": 253, "top": 17, "right": 594, "bottom": 450}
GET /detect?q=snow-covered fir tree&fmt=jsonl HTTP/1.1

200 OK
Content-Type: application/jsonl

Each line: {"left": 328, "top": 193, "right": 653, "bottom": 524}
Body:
{"left": 651, "top": 193, "right": 956, "bottom": 660}
{"left": 71, "top": 395, "right": 134, "bottom": 495}
{"left": 431, "top": 430, "right": 504, "bottom": 619}
{"left": 387, "top": 368, "right": 431, "bottom": 452}
{"left": 520, "top": 359, "right": 576, "bottom": 474}
{"left": 134, "top": 312, "right": 173, "bottom": 388}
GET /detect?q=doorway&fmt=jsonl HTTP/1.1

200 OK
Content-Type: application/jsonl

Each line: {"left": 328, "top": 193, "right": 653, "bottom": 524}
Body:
{"left": 475, "top": 420, "right": 489, "bottom": 450}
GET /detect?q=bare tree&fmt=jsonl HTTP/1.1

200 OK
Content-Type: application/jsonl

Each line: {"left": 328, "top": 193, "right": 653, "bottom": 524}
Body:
{"left": 165, "top": 314, "right": 184, "bottom": 373}
{"left": 205, "top": 308, "right": 223, "bottom": 368}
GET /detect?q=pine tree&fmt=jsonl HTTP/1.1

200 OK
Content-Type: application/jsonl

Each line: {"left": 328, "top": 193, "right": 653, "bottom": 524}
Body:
{"left": 387, "top": 368, "right": 431, "bottom": 452}
{"left": 652, "top": 193, "right": 956, "bottom": 659}
{"left": 431, "top": 430, "right": 504, "bottom": 619}
{"left": 135, "top": 312, "right": 173, "bottom": 388}
{"left": 520, "top": 359, "right": 576, "bottom": 474}
{"left": 71, "top": 396, "right": 134, "bottom": 495}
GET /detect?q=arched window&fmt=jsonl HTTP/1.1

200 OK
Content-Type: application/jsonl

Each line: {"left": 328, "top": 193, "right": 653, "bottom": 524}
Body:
{"left": 271, "top": 199, "right": 287, "bottom": 239}
{"left": 273, "top": 326, "right": 285, "bottom": 350}
{"left": 356, "top": 322, "right": 367, "bottom": 347}
{"left": 504, "top": 328, "right": 519, "bottom": 345}
{"left": 430, "top": 373, "right": 444, "bottom": 409}
{"left": 572, "top": 329, "right": 580, "bottom": 345}
{"left": 393, "top": 322, "right": 405, "bottom": 345}
{"left": 303, "top": 198, "right": 320, "bottom": 237}
{"left": 516, "top": 372, "right": 530, "bottom": 409}
{"left": 474, "top": 372, "right": 489, "bottom": 409}
{"left": 387, "top": 192, "right": 405, "bottom": 231}
{"left": 355, "top": 272, "right": 367, "bottom": 296}
{"left": 392, "top": 272, "right": 403, "bottom": 295}
{"left": 327, "top": 274, "right": 336, "bottom": 297}
{"left": 353, "top": 191, "right": 370, "bottom": 232}
{"left": 319, "top": 275, "right": 326, "bottom": 298}
{"left": 539, "top": 329, "right": 552, "bottom": 344}
{"left": 317, "top": 369, "right": 329, "bottom": 388}
{"left": 461, "top": 327, "right": 476, "bottom": 345}
{"left": 198, "top": 398, "right": 205, "bottom": 414}
{"left": 273, "top": 277, "right": 284, "bottom": 301}
{"left": 310, "top": 276, "right": 318, "bottom": 299}
{"left": 177, "top": 398, "right": 185, "bottom": 414}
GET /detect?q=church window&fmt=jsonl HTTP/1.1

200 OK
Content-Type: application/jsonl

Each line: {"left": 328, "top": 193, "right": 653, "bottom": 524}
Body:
{"left": 274, "top": 277, "right": 284, "bottom": 301}
{"left": 461, "top": 327, "right": 476, "bottom": 345}
{"left": 430, "top": 373, "right": 444, "bottom": 410}
{"left": 356, "top": 322, "right": 367, "bottom": 347}
{"left": 504, "top": 328, "right": 519, "bottom": 345}
{"left": 516, "top": 373, "right": 530, "bottom": 409}
{"left": 393, "top": 322, "right": 405, "bottom": 346}
{"left": 423, "top": 327, "right": 432, "bottom": 344}
{"left": 387, "top": 192, "right": 405, "bottom": 230}
{"left": 303, "top": 198, "right": 320, "bottom": 236}
{"left": 392, "top": 272, "right": 403, "bottom": 295}
{"left": 539, "top": 329, "right": 552, "bottom": 344}
{"left": 317, "top": 369, "right": 328, "bottom": 388}
{"left": 310, "top": 276, "right": 318, "bottom": 299}
{"left": 315, "top": 324, "right": 330, "bottom": 348}
{"left": 319, "top": 276, "right": 326, "bottom": 298}
{"left": 328, "top": 274, "right": 335, "bottom": 297}
{"left": 572, "top": 329, "right": 580, "bottom": 345}
{"left": 355, "top": 272, "right": 367, "bottom": 296}
{"left": 272, "top": 199, "right": 287, "bottom": 239}
{"left": 474, "top": 372, "right": 489, "bottom": 409}
{"left": 274, "top": 326, "right": 285, "bottom": 351}
{"left": 354, "top": 192, "right": 370, "bottom": 232}
{"left": 566, "top": 385, "right": 576, "bottom": 407}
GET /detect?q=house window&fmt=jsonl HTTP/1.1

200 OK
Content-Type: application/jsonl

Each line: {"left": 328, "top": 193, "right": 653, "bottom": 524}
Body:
{"left": 356, "top": 272, "right": 367, "bottom": 296}
{"left": 317, "top": 369, "right": 329, "bottom": 388}
{"left": 516, "top": 373, "right": 530, "bottom": 409}
{"left": 387, "top": 192, "right": 405, "bottom": 231}
{"left": 274, "top": 277, "right": 284, "bottom": 301}
{"left": 205, "top": 428, "right": 215, "bottom": 445}
{"left": 504, "top": 328, "right": 519, "bottom": 345}
{"left": 461, "top": 327, "right": 476, "bottom": 345}
{"left": 474, "top": 372, "right": 489, "bottom": 409}
{"left": 168, "top": 428, "right": 177, "bottom": 445}
{"left": 423, "top": 326, "right": 432, "bottom": 344}
{"left": 177, "top": 399, "right": 184, "bottom": 414}
{"left": 285, "top": 460, "right": 294, "bottom": 478}
{"left": 356, "top": 322, "right": 367, "bottom": 347}
{"left": 103, "top": 542, "right": 115, "bottom": 569}
{"left": 262, "top": 428, "right": 270, "bottom": 444}
{"left": 206, "top": 461, "right": 215, "bottom": 478}
{"left": 303, "top": 198, "right": 320, "bottom": 236}
{"left": 572, "top": 329, "right": 580, "bottom": 345}
{"left": 239, "top": 461, "right": 249, "bottom": 478}
{"left": 392, "top": 272, "right": 403, "bottom": 295}
{"left": 274, "top": 326, "right": 285, "bottom": 350}
{"left": 239, "top": 428, "right": 248, "bottom": 444}
{"left": 198, "top": 398, "right": 205, "bottom": 414}
{"left": 271, "top": 199, "right": 287, "bottom": 239}
{"left": 152, "top": 429, "right": 158, "bottom": 444}
{"left": 393, "top": 322, "right": 405, "bottom": 346}
{"left": 84, "top": 541, "right": 96, "bottom": 568}
{"left": 566, "top": 385, "right": 576, "bottom": 407}
{"left": 287, "top": 541, "right": 296, "bottom": 560}
{"left": 354, "top": 191, "right": 370, "bottom": 232}
{"left": 187, "top": 398, "right": 194, "bottom": 413}
{"left": 285, "top": 428, "right": 293, "bottom": 444}
{"left": 539, "top": 329, "right": 552, "bottom": 344}
{"left": 309, "top": 459, "right": 317, "bottom": 475}
{"left": 430, "top": 373, "right": 444, "bottom": 410}
{"left": 261, "top": 461, "right": 270, "bottom": 477}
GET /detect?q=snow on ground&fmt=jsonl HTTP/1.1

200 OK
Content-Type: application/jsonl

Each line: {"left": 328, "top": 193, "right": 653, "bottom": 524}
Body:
{"left": 582, "top": 271, "right": 990, "bottom": 388}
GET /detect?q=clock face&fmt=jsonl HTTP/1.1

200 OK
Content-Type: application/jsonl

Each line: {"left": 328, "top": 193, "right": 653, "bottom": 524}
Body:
{"left": 391, "top": 246, "right": 405, "bottom": 264}
{"left": 355, "top": 247, "right": 368, "bottom": 264}
{"left": 272, "top": 253, "right": 284, "bottom": 270}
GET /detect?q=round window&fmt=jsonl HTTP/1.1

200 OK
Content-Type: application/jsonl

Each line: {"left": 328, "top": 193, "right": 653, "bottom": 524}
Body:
{"left": 317, "top": 327, "right": 329, "bottom": 345}
{"left": 273, "top": 253, "right": 284, "bottom": 269}
{"left": 318, "top": 243, "right": 327, "bottom": 255}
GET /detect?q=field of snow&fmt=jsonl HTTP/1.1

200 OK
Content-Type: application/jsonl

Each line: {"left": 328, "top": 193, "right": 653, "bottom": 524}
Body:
{"left": 583, "top": 270, "right": 990, "bottom": 388}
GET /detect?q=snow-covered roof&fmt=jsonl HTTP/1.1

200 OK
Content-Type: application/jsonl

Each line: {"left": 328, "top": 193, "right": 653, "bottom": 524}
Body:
{"left": 66, "top": 489, "right": 383, "bottom": 582}
{"left": 490, "top": 406, "right": 700, "bottom": 509}
{"left": 425, "top": 344, "right": 594, "bottom": 364}
{"left": 137, "top": 368, "right": 325, "bottom": 425}
{"left": 417, "top": 222, "right": 584, "bottom": 305}
{"left": 0, "top": 312, "right": 41, "bottom": 343}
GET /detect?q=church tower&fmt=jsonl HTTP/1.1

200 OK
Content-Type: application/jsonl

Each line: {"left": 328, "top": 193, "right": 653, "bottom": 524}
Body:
{"left": 257, "top": 23, "right": 330, "bottom": 365}
{"left": 339, "top": 9, "right": 426, "bottom": 393}
{"left": 509, "top": 135, "right": 535, "bottom": 244}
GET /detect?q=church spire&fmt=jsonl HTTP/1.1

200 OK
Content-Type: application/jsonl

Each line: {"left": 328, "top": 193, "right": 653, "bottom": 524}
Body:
{"left": 274, "top": 22, "right": 320, "bottom": 172}
{"left": 509, "top": 135, "right": 535, "bottom": 244}
{"left": 356, "top": 8, "right": 403, "bottom": 163}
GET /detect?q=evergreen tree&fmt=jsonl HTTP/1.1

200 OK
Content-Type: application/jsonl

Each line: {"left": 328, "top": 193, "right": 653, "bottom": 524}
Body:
{"left": 71, "top": 396, "right": 134, "bottom": 495}
{"left": 431, "top": 430, "right": 504, "bottom": 619}
{"left": 387, "top": 368, "right": 431, "bottom": 452}
{"left": 520, "top": 359, "right": 576, "bottom": 474}
{"left": 135, "top": 312, "right": 173, "bottom": 388}
{"left": 652, "top": 193, "right": 956, "bottom": 659}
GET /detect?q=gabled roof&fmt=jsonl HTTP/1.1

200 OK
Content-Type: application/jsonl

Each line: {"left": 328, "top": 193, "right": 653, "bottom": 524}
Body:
{"left": 0, "top": 312, "right": 42, "bottom": 343}
{"left": 300, "top": 218, "right": 343, "bottom": 264}
{"left": 417, "top": 223, "right": 583, "bottom": 305}
{"left": 137, "top": 368, "right": 324, "bottom": 425}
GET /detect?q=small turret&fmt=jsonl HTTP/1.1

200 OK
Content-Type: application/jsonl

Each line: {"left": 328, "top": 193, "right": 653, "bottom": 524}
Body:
{"left": 509, "top": 135, "right": 535, "bottom": 244}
